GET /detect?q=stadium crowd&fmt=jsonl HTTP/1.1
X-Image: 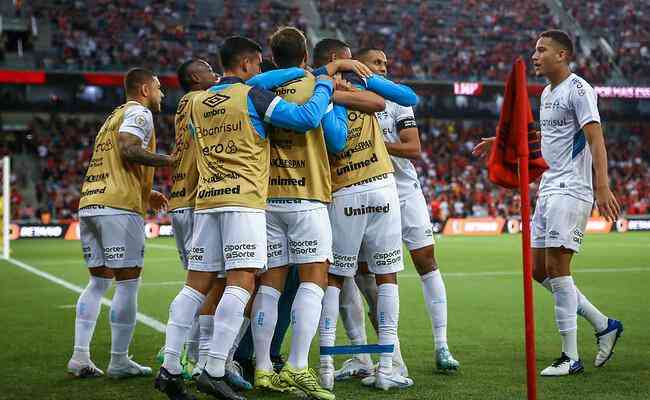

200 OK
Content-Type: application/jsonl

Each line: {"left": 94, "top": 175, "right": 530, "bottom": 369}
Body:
{"left": 11, "top": 115, "right": 649, "bottom": 223}
{"left": 0, "top": 0, "right": 638, "bottom": 84}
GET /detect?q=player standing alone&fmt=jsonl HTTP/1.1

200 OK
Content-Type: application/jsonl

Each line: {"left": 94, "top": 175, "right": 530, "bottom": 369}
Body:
{"left": 474, "top": 30, "right": 622, "bottom": 376}
{"left": 68, "top": 68, "right": 173, "bottom": 378}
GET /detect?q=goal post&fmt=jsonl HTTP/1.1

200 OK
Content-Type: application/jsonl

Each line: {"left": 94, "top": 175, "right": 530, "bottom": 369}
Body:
{"left": 1, "top": 156, "right": 10, "bottom": 259}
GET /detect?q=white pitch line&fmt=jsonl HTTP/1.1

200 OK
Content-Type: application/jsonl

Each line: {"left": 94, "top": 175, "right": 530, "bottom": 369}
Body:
{"left": 3, "top": 257, "right": 166, "bottom": 333}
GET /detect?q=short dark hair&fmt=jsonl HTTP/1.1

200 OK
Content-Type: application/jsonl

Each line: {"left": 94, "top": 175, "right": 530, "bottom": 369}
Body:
{"left": 270, "top": 26, "right": 308, "bottom": 68}
{"left": 220, "top": 36, "right": 263, "bottom": 70}
{"left": 312, "top": 38, "right": 349, "bottom": 68}
{"left": 177, "top": 59, "right": 199, "bottom": 92}
{"left": 539, "top": 30, "right": 574, "bottom": 57}
{"left": 261, "top": 59, "right": 278, "bottom": 73}
{"left": 124, "top": 68, "right": 155, "bottom": 97}
{"left": 356, "top": 47, "right": 384, "bottom": 59}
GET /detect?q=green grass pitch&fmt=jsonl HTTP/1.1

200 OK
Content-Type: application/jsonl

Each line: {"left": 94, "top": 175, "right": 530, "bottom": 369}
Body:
{"left": 0, "top": 233, "right": 648, "bottom": 399}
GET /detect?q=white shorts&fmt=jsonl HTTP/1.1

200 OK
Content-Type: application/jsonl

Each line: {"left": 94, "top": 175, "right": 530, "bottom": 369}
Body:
{"left": 399, "top": 190, "right": 435, "bottom": 251}
{"left": 171, "top": 208, "right": 194, "bottom": 269}
{"left": 328, "top": 185, "right": 403, "bottom": 277}
{"left": 188, "top": 211, "right": 267, "bottom": 273}
{"left": 266, "top": 206, "right": 333, "bottom": 268}
{"left": 531, "top": 194, "right": 592, "bottom": 253}
{"left": 80, "top": 214, "right": 145, "bottom": 268}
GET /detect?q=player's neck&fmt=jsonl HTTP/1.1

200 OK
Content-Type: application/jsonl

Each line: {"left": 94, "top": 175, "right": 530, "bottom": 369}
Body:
{"left": 222, "top": 70, "right": 248, "bottom": 82}
{"left": 547, "top": 67, "right": 572, "bottom": 90}
{"left": 126, "top": 96, "right": 146, "bottom": 107}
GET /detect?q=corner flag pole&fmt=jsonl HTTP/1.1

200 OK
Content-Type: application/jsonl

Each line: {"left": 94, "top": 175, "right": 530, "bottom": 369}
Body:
{"left": 519, "top": 153, "right": 536, "bottom": 400}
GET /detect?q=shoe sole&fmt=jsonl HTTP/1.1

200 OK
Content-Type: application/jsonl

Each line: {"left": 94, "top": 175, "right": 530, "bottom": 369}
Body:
{"left": 595, "top": 325, "right": 623, "bottom": 368}
{"left": 540, "top": 365, "right": 585, "bottom": 377}
{"left": 68, "top": 368, "right": 103, "bottom": 378}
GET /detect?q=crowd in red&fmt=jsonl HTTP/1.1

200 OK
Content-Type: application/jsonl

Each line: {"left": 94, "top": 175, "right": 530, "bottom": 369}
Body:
{"left": 10, "top": 0, "right": 643, "bottom": 83}
{"left": 8, "top": 116, "right": 648, "bottom": 223}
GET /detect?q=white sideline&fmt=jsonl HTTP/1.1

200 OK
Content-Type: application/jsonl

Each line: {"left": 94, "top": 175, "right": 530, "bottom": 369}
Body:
{"left": 4, "top": 257, "right": 166, "bottom": 333}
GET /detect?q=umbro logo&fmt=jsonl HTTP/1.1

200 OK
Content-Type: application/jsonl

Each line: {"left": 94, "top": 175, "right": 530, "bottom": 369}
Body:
{"left": 202, "top": 93, "right": 230, "bottom": 108}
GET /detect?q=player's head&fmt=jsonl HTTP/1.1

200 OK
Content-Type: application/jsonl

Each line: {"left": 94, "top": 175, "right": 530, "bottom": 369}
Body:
{"left": 532, "top": 30, "right": 574, "bottom": 77}
{"left": 177, "top": 58, "right": 219, "bottom": 93}
{"left": 220, "top": 36, "right": 263, "bottom": 81}
{"left": 270, "top": 26, "right": 308, "bottom": 69}
{"left": 124, "top": 67, "right": 164, "bottom": 113}
{"left": 312, "top": 38, "right": 351, "bottom": 68}
{"left": 357, "top": 48, "right": 388, "bottom": 76}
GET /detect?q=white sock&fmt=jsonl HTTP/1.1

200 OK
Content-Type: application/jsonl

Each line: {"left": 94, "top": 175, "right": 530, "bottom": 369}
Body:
{"left": 392, "top": 336, "right": 406, "bottom": 367}
{"left": 198, "top": 314, "right": 214, "bottom": 369}
{"left": 355, "top": 273, "right": 378, "bottom": 325}
{"left": 319, "top": 285, "right": 341, "bottom": 368}
{"left": 73, "top": 276, "right": 112, "bottom": 362}
{"left": 228, "top": 317, "right": 250, "bottom": 363}
{"left": 550, "top": 276, "right": 579, "bottom": 361}
{"left": 205, "top": 286, "right": 251, "bottom": 378}
{"left": 163, "top": 285, "right": 205, "bottom": 374}
{"left": 109, "top": 278, "right": 140, "bottom": 365}
{"left": 288, "top": 282, "right": 324, "bottom": 369}
{"left": 251, "top": 285, "right": 281, "bottom": 371}
{"left": 377, "top": 283, "right": 399, "bottom": 376}
{"left": 542, "top": 278, "right": 608, "bottom": 333}
{"left": 421, "top": 269, "right": 448, "bottom": 350}
{"left": 339, "top": 277, "right": 372, "bottom": 365}
{"left": 186, "top": 316, "right": 200, "bottom": 363}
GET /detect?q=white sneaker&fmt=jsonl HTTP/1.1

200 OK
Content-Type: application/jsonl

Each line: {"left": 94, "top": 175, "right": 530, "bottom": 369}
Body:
{"left": 374, "top": 371, "right": 414, "bottom": 390}
{"left": 320, "top": 361, "right": 334, "bottom": 390}
{"left": 107, "top": 356, "right": 153, "bottom": 379}
{"left": 334, "top": 357, "right": 374, "bottom": 381}
{"left": 540, "top": 353, "right": 584, "bottom": 377}
{"left": 67, "top": 358, "right": 104, "bottom": 378}
{"left": 594, "top": 319, "right": 623, "bottom": 367}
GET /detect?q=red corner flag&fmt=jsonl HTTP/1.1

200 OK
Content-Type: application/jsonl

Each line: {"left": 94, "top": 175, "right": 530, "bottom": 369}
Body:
{"left": 488, "top": 58, "right": 547, "bottom": 188}
{"left": 488, "top": 57, "right": 544, "bottom": 400}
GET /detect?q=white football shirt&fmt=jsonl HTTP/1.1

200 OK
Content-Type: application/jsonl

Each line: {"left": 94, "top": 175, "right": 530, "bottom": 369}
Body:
{"left": 538, "top": 73, "right": 600, "bottom": 203}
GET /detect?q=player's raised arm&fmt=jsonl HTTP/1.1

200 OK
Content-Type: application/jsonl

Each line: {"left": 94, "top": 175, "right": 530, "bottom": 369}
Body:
{"left": 321, "top": 103, "right": 348, "bottom": 153}
{"left": 249, "top": 76, "right": 335, "bottom": 133}
{"left": 332, "top": 89, "right": 386, "bottom": 113}
{"left": 246, "top": 67, "right": 306, "bottom": 90}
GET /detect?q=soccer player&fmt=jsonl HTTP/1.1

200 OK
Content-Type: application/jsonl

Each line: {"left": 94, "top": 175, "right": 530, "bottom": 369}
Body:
{"left": 158, "top": 36, "right": 335, "bottom": 400}
{"left": 68, "top": 68, "right": 172, "bottom": 378}
{"left": 336, "top": 48, "right": 459, "bottom": 380}
{"left": 312, "top": 38, "right": 419, "bottom": 391}
{"left": 473, "top": 30, "right": 622, "bottom": 377}
{"left": 250, "top": 27, "right": 347, "bottom": 400}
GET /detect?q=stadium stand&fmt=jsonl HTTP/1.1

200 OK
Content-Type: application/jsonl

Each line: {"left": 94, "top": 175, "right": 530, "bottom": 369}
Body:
{"left": 11, "top": 115, "right": 649, "bottom": 223}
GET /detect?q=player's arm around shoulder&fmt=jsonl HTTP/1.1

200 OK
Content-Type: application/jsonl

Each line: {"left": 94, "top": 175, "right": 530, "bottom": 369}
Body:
{"left": 250, "top": 75, "right": 335, "bottom": 133}
{"left": 321, "top": 103, "right": 348, "bottom": 154}
{"left": 246, "top": 67, "right": 306, "bottom": 90}
{"left": 118, "top": 106, "right": 174, "bottom": 167}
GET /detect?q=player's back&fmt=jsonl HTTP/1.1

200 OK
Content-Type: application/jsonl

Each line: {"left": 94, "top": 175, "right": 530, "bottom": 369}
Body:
{"left": 189, "top": 80, "right": 270, "bottom": 211}
{"left": 79, "top": 101, "right": 156, "bottom": 215}
{"left": 169, "top": 91, "right": 201, "bottom": 211}
{"left": 538, "top": 73, "right": 599, "bottom": 203}
{"left": 268, "top": 71, "right": 331, "bottom": 203}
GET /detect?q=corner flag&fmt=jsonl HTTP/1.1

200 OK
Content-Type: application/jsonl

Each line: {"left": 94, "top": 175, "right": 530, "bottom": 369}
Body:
{"left": 487, "top": 57, "right": 541, "bottom": 400}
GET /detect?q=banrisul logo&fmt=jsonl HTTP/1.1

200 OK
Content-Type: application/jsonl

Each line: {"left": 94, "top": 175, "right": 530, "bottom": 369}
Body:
{"left": 202, "top": 93, "right": 230, "bottom": 108}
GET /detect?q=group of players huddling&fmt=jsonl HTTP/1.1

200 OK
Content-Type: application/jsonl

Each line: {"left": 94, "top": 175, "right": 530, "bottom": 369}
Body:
{"left": 67, "top": 26, "right": 623, "bottom": 400}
